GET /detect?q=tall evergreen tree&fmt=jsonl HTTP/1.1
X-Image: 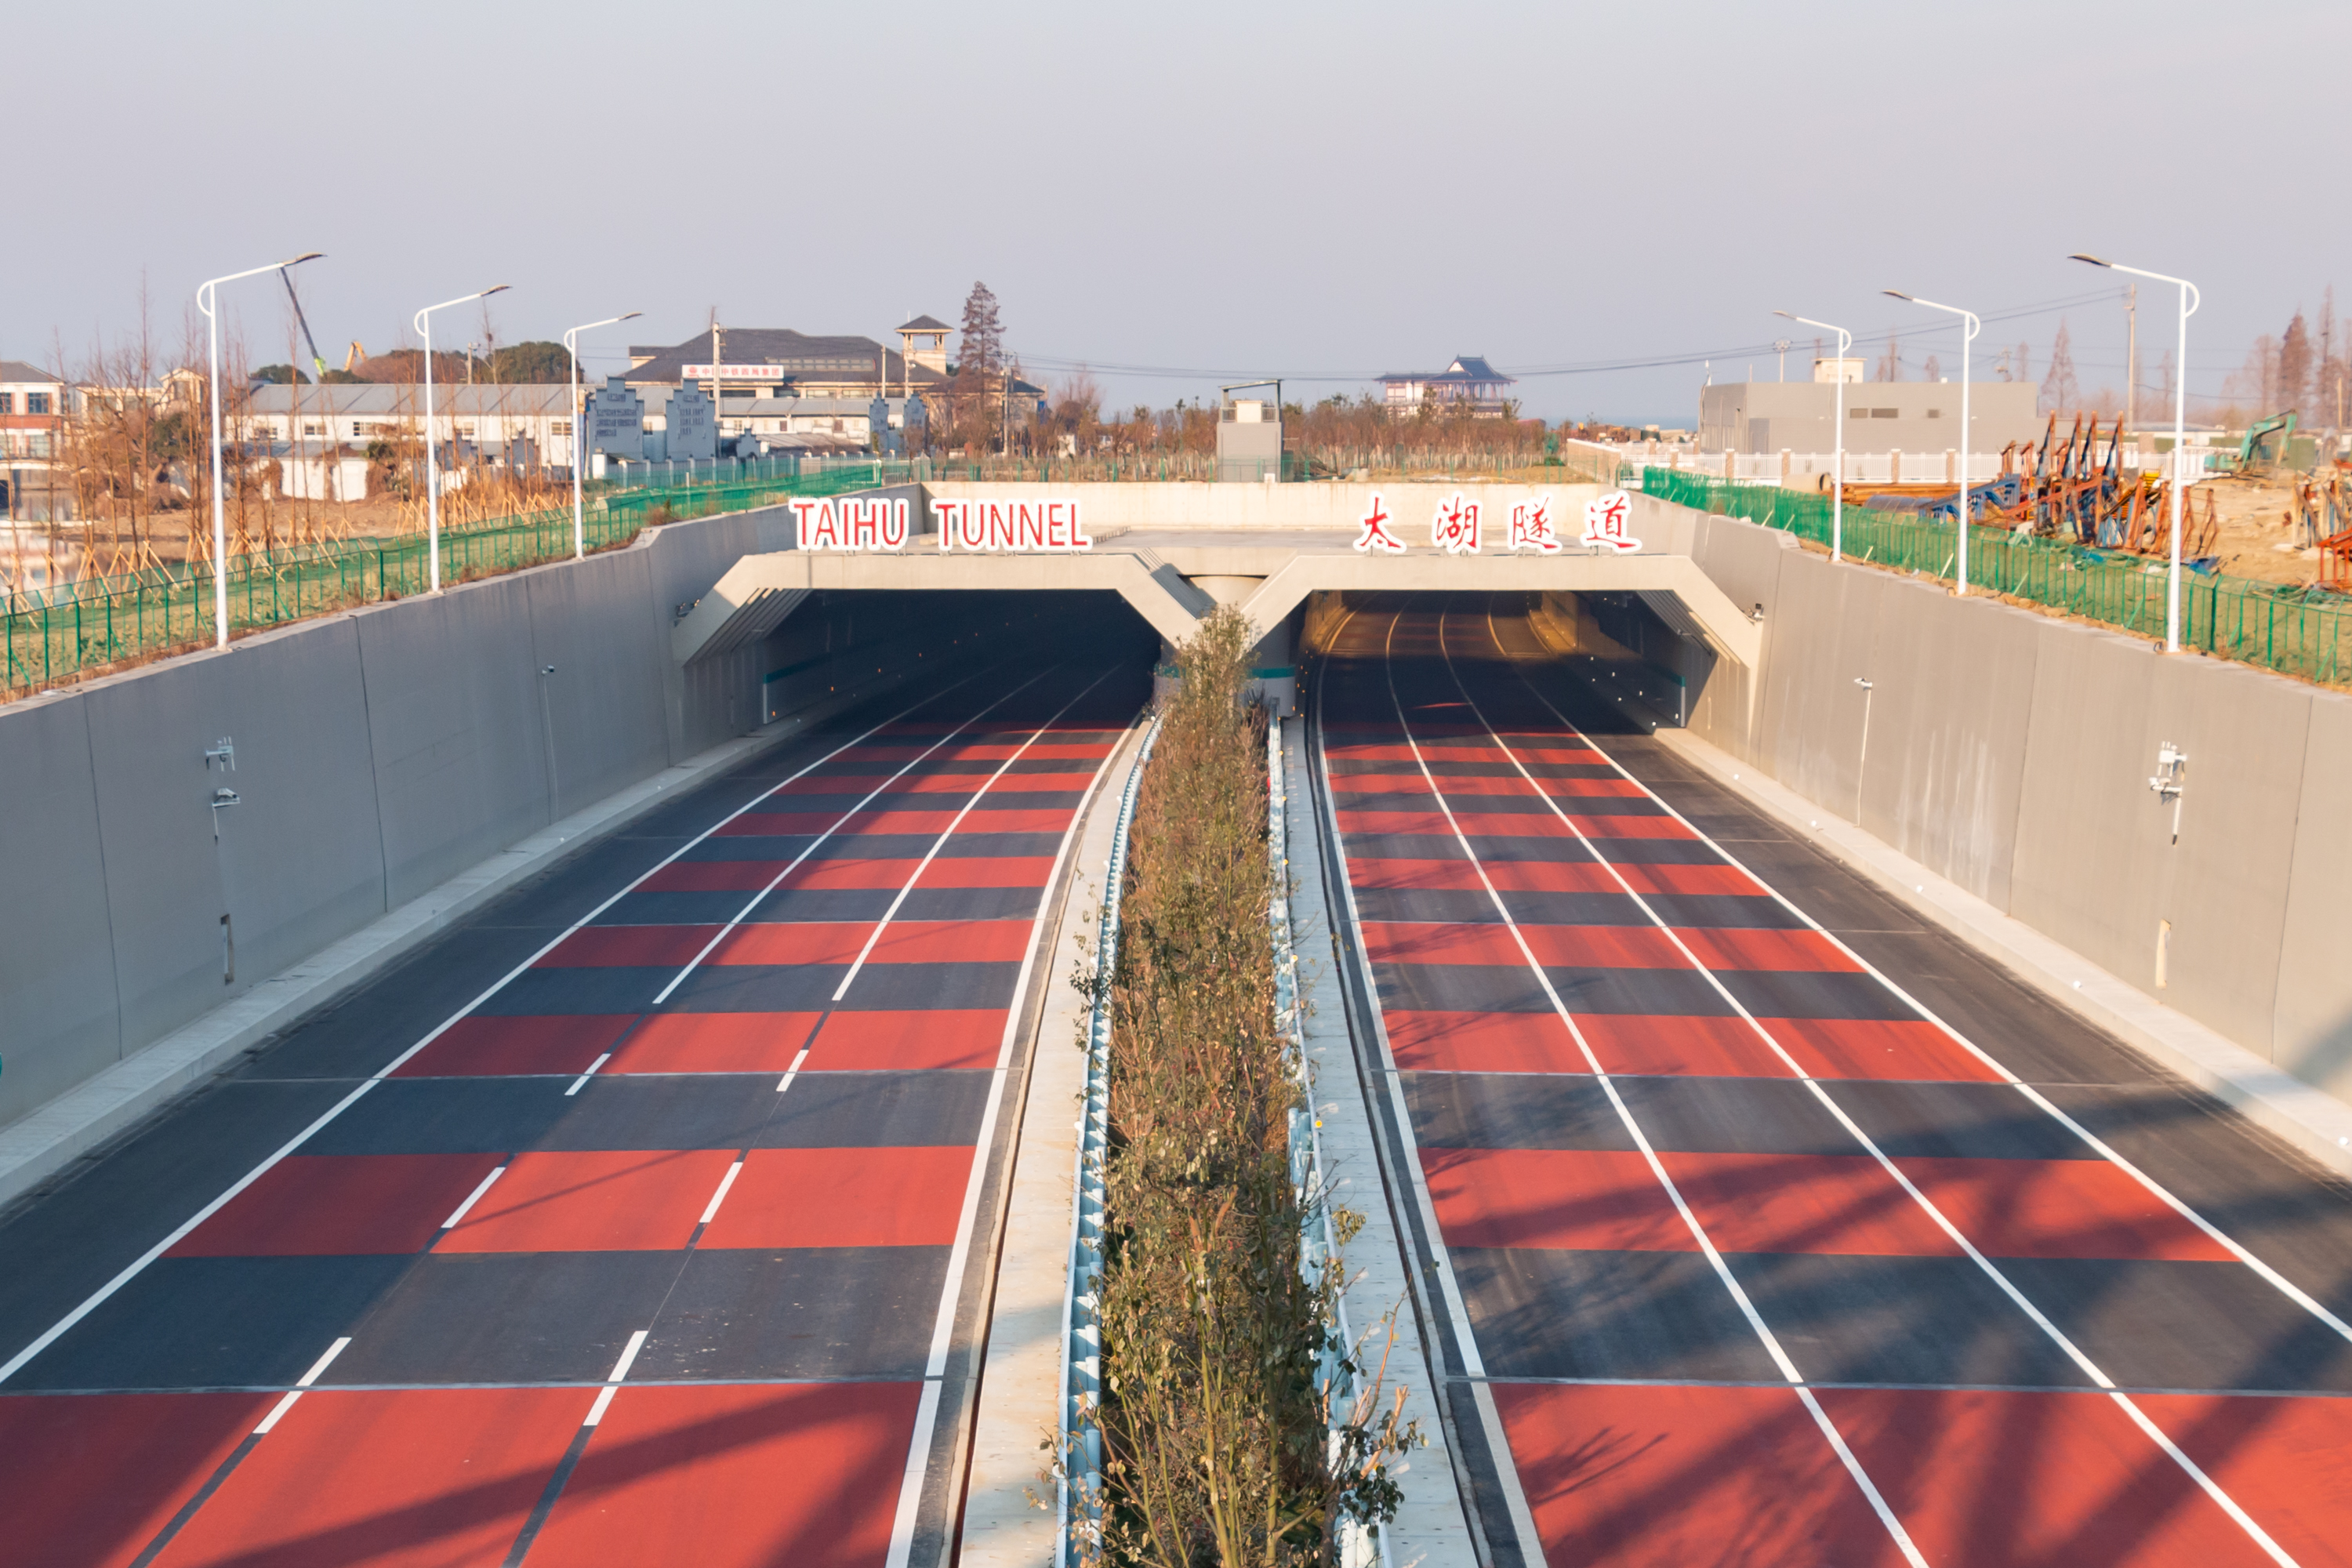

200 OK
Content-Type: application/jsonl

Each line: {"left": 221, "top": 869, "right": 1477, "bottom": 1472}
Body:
{"left": 2041, "top": 319, "right": 2078, "bottom": 414}
{"left": 958, "top": 281, "right": 1003, "bottom": 383}
{"left": 2277, "top": 308, "right": 2314, "bottom": 417}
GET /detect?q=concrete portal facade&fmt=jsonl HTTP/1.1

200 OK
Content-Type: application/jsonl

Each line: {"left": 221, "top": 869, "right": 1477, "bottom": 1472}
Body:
{"left": 670, "top": 482, "right": 1765, "bottom": 710}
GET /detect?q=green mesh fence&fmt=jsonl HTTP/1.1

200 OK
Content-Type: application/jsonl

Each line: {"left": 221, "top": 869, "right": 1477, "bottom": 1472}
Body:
{"left": 3, "top": 461, "right": 920, "bottom": 699}
{"left": 1645, "top": 469, "right": 2352, "bottom": 689}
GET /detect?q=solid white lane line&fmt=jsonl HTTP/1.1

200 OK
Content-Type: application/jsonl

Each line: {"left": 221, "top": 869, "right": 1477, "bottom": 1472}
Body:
{"left": 831, "top": 668, "right": 1116, "bottom": 1004}
{"left": 0, "top": 674, "right": 994, "bottom": 1389}
{"left": 774, "top": 1048, "right": 811, "bottom": 1094}
{"left": 252, "top": 1336, "right": 351, "bottom": 1435}
{"left": 1452, "top": 612, "right": 2300, "bottom": 1566}
{"left": 883, "top": 1378, "right": 945, "bottom": 1568}
{"left": 699, "top": 1160, "right": 744, "bottom": 1225}
{"left": 920, "top": 697, "right": 1132, "bottom": 1381}
{"left": 583, "top": 1327, "right": 651, "bottom": 1428}
{"left": 441, "top": 1165, "right": 506, "bottom": 1229}
{"left": 561, "top": 1053, "right": 611, "bottom": 1097}
{"left": 652, "top": 669, "right": 1057, "bottom": 1008}
{"left": 1374, "top": 611, "right": 1929, "bottom": 1568}
{"left": 1486, "top": 608, "right": 2352, "bottom": 1348}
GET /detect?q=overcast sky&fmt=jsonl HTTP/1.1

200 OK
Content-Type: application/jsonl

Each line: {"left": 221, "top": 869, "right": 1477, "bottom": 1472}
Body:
{"left": 6, "top": 1, "right": 2346, "bottom": 423}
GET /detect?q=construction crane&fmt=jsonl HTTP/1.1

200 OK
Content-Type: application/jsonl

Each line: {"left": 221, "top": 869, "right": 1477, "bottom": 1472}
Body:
{"left": 278, "top": 266, "right": 330, "bottom": 383}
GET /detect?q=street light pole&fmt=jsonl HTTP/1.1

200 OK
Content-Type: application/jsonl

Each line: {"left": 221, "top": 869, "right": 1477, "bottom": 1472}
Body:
{"left": 196, "top": 252, "right": 322, "bottom": 648}
{"left": 1886, "top": 291, "right": 1980, "bottom": 595}
{"left": 1777, "top": 311, "right": 1851, "bottom": 562}
{"left": 414, "top": 285, "right": 510, "bottom": 592}
{"left": 564, "top": 313, "right": 639, "bottom": 560}
{"left": 2073, "top": 255, "right": 2199, "bottom": 653}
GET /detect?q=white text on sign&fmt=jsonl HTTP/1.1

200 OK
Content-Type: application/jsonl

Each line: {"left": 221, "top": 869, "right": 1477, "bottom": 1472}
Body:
{"left": 793, "top": 496, "right": 911, "bottom": 551}
{"left": 933, "top": 499, "right": 1093, "bottom": 553}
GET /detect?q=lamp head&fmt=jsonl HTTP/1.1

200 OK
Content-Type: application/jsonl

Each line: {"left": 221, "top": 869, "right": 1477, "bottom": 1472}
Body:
{"left": 1773, "top": 309, "right": 1795, "bottom": 321}
{"left": 620, "top": 311, "right": 642, "bottom": 322}
{"left": 481, "top": 285, "right": 510, "bottom": 299}
{"left": 1883, "top": 289, "right": 1913, "bottom": 302}
{"left": 2069, "top": 253, "right": 2111, "bottom": 268}
{"left": 285, "top": 252, "right": 325, "bottom": 267}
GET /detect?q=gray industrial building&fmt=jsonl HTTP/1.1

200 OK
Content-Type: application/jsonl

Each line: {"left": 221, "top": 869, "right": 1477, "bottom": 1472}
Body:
{"left": 1698, "top": 378, "right": 2043, "bottom": 456}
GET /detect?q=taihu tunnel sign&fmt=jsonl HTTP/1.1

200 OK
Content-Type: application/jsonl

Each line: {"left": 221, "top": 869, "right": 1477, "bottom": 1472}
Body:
{"left": 787, "top": 489, "right": 1639, "bottom": 554}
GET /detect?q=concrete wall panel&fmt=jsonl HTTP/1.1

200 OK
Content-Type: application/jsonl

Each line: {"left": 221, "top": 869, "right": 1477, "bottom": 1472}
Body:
{"left": 1856, "top": 583, "right": 2039, "bottom": 908}
{"left": 524, "top": 552, "right": 670, "bottom": 819}
{"left": 2274, "top": 692, "right": 2352, "bottom": 1097}
{"left": 354, "top": 578, "right": 549, "bottom": 906}
{"left": 0, "top": 693, "right": 121, "bottom": 1126}
{"left": 1752, "top": 550, "right": 1882, "bottom": 815}
{"left": 82, "top": 625, "right": 387, "bottom": 1047}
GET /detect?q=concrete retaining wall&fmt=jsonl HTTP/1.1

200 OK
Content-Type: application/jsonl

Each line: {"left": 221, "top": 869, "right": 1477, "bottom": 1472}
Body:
{"left": 1678, "top": 503, "right": 2352, "bottom": 1105}
{"left": 0, "top": 500, "right": 835, "bottom": 1134}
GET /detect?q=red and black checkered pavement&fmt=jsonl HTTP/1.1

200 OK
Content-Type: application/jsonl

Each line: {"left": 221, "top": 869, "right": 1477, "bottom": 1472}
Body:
{"left": 1313, "top": 600, "right": 2352, "bottom": 1568}
{"left": 0, "top": 639, "right": 1149, "bottom": 1568}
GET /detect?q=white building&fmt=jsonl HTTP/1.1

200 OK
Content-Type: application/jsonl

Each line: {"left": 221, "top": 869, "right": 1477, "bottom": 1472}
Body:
{"left": 241, "top": 383, "right": 580, "bottom": 464}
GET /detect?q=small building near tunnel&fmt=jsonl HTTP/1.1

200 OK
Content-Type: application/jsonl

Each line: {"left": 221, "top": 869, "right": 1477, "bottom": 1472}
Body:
{"left": 1697, "top": 379, "right": 2042, "bottom": 457}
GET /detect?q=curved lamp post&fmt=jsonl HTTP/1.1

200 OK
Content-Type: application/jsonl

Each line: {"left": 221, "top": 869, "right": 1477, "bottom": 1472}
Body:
{"left": 1885, "top": 290, "right": 1980, "bottom": 595}
{"left": 1775, "top": 310, "right": 1852, "bottom": 562}
{"left": 564, "top": 312, "right": 640, "bottom": 559}
{"left": 2073, "top": 254, "right": 2199, "bottom": 652}
{"left": 414, "top": 285, "right": 509, "bottom": 591}
{"left": 196, "top": 252, "right": 322, "bottom": 646}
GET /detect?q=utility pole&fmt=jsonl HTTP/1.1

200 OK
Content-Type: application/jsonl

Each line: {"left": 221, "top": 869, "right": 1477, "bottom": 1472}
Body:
{"left": 2125, "top": 284, "right": 2138, "bottom": 434}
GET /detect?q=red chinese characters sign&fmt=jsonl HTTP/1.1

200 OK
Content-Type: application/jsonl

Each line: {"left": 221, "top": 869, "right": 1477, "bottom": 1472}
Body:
{"left": 1581, "top": 490, "right": 1640, "bottom": 553}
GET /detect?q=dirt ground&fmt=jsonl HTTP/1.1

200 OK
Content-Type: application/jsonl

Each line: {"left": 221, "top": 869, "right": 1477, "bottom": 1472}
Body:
{"left": 2202, "top": 472, "right": 2333, "bottom": 585}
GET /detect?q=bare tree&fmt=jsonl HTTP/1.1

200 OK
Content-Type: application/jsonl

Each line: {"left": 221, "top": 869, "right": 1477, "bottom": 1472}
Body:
{"left": 2041, "top": 320, "right": 2078, "bottom": 415}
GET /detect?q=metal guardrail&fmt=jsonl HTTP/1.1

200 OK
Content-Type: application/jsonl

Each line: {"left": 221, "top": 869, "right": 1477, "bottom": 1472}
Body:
{"left": 1269, "top": 717, "right": 1380, "bottom": 1568}
{"left": 1058, "top": 714, "right": 1158, "bottom": 1567}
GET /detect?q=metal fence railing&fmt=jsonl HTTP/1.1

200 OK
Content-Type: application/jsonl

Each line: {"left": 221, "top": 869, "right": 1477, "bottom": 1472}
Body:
{"left": 1646, "top": 468, "right": 2352, "bottom": 688}
{"left": 2, "top": 461, "right": 924, "bottom": 700}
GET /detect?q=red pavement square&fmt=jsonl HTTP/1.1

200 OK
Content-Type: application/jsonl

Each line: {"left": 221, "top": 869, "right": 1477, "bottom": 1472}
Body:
{"left": 1537, "top": 776, "right": 1649, "bottom": 798}
{"left": 1507, "top": 746, "right": 1599, "bottom": 764}
{"left": 1574, "top": 1014, "right": 1795, "bottom": 1077}
{"left": 438, "top": 1149, "right": 736, "bottom": 1253}
{"left": 641, "top": 859, "right": 791, "bottom": 892}
{"left": 1491, "top": 1381, "right": 1908, "bottom": 1568}
{"left": 915, "top": 855, "right": 1054, "bottom": 888}
{"left": 1340, "top": 810, "right": 1458, "bottom": 837}
{"left": 978, "top": 770, "right": 1099, "bottom": 793}
{"left": 1332, "top": 771, "right": 1437, "bottom": 794}
{"left": 710, "top": 922, "right": 869, "bottom": 966}
{"left": 1386, "top": 1011, "right": 1588, "bottom": 1073}
{"left": 0, "top": 1392, "right": 275, "bottom": 1568}
{"left": 151, "top": 1387, "right": 592, "bottom": 1568}
{"left": 2138, "top": 1394, "right": 2352, "bottom": 1567}
{"left": 1893, "top": 1156, "right": 2233, "bottom": 1261}
{"left": 1760, "top": 1017, "right": 2006, "bottom": 1082}
{"left": 716, "top": 811, "right": 846, "bottom": 837}
{"left": 1817, "top": 1387, "right": 2278, "bottom": 1567}
{"left": 1420, "top": 1147, "right": 1689, "bottom": 1251}
{"left": 1485, "top": 861, "right": 1623, "bottom": 893}
{"left": 1612, "top": 862, "right": 1766, "bottom": 896}
{"left": 1658, "top": 1152, "right": 1962, "bottom": 1257}
{"left": 1350, "top": 858, "right": 1484, "bottom": 891}
{"left": 805, "top": 1010, "right": 1004, "bottom": 1070}
{"left": 959, "top": 807, "right": 1073, "bottom": 833}
{"left": 536, "top": 925, "right": 720, "bottom": 967}
{"left": 955, "top": 742, "right": 1105, "bottom": 760}
{"left": 1518, "top": 925, "right": 1691, "bottom": 969}
{"left": 699, "top": 1146, "right": 974, "bottom": 1248}
{"left": 170, "top": 1153, "right": 505, "bottom": 1257}
{"left": 529, "top": 1381, "right": 920, "bottom": 1568}
{"left": 1454, "top": 811, "right": 1578, "bottom": 838}
{"left": 777, "top": 858, "right": 920, "bottom": 891}
{"left": 605, "top": 1013, "right": 822, "bottom": 1074}
{"left": 1563, "top": 814, "right": 1692, "bottom": 840}
{"left": 394, "top": 1014, "right": 637, "bottom": 1077}
{"left": 1361, "top": 922, "right": 1524, "bottom": 966}
{"left": 868, "top": 919, "right": 1033, "bottom": 964}
{"left": 842, "top": 808, "right": 962, "bottom": 835}
{"left": 1326, "top": 743, "right": 1419, "bottom": 763}
{"left": 1417, "top": 775, "right": 1530, "bottom": 797}
{"left": 1674, "top": 927, "right": 1860, "bottom": 972}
